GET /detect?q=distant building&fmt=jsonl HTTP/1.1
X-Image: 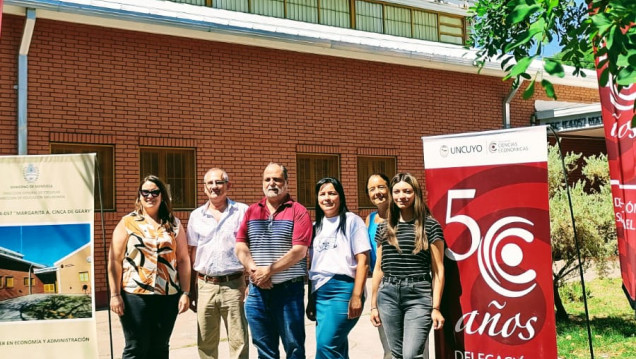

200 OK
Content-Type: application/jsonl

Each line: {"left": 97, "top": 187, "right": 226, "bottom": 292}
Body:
{"left": 0, "top": 247, "right": 47, "bottom": 300}
{"left": 1, "top": 0, "right": 601, "bottom": 307}
{"left": 0, "top": 244, "right": 92, "bottom": 300}
{"left": 54, "top": 243, "right": 92, "bottom": 295}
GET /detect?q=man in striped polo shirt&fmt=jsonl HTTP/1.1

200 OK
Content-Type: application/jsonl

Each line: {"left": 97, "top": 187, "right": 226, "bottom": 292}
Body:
{"left": 236, "top": 162, "right": 312, "bottom": 359}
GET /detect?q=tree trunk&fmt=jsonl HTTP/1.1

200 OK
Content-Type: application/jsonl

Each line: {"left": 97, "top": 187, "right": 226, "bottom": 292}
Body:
{"left": 554, "top": 281, "right": 569, "bottom": 321}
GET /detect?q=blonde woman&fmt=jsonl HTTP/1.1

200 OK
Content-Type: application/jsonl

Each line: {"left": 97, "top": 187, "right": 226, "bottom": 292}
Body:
{"left": 365, "top": 173, "right": 392, "bottom": 359}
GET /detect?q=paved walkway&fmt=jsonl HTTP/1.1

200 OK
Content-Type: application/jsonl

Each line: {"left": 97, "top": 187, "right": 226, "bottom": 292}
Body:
{"left": 97, "top": 280, "right": 388, "bottom": 359}
{"left": 96, "top": 260, "right": 622, "bottom": 358}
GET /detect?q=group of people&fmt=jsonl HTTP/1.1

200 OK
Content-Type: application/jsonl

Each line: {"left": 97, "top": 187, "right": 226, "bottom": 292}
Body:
{"left": 107, "top": 162, "right": 446, "bottom": 359}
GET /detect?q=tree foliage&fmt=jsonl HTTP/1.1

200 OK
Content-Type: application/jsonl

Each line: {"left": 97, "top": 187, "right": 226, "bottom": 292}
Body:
{"left": 469, "top": 0, "right": 636, "bottom": 103}
{"left": 548, "top": 144, "right": 615, "bottom": 318}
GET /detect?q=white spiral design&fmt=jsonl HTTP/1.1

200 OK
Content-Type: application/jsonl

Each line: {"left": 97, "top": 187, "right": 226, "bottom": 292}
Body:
{"left": 477, "top": 216, "right": 537, "bottom": 298}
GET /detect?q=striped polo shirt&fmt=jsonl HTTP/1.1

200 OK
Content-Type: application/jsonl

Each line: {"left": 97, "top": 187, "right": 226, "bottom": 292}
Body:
{"left": 376, "top": 216, "right": 444, "bottom": 278}
{"left": 236, "top": 195, "right": 312, "bottom": 284}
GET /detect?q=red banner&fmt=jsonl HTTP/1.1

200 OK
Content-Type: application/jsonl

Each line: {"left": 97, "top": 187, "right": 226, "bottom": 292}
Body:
{"left": 423, "top": 126, "right": 557, "bottom": 358}
{"left": 595, "top": 56, "right": 636, "bottom": 308}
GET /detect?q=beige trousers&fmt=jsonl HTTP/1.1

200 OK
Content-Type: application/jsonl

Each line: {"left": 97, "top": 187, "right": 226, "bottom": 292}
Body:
{"left": 196, "top": 276, "right": 249, "bottom": 359}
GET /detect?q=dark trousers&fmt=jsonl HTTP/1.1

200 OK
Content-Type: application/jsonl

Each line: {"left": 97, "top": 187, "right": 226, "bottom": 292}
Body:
{"left": 119, "top": 291, "right": 180, "bottom": 359}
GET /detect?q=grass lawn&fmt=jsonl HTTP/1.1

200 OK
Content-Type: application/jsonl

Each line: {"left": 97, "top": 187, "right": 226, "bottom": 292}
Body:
{"left": 557, "top": 278, "right": 635, "bottom": 358}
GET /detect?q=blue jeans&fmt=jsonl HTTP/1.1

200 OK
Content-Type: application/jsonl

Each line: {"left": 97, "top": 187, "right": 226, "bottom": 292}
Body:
{"left": 315, "top": 275, "right": 361, "bottom": 359}
{"left": 244, "top": 279, "right": 305, "bottom": 359}
{"left": 377, "top": 277, "right": 433, "bottom": 359}
{"left": 119, "top": 291, "right": 180, "bottom": 359}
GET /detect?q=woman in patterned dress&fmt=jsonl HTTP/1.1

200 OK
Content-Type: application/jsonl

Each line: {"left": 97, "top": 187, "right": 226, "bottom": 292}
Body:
{"left": 108, "top": 175, "right": 191, "bottom": 359}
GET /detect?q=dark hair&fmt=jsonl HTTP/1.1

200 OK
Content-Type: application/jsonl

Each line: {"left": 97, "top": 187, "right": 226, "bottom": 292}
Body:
{"left": 314, "top": 177, "right": 348, "bottom": 236}
{"left": 366, "top": 173, "right": 390, "bottom": 193}
{"left": 386, "top": 173, "right": 430, "bottom": 254}
{"left": 134, "top": 175, "right": 177, "bottom": 233}
{"left": 266, "top": 162, "right": 288, "bottom": 181}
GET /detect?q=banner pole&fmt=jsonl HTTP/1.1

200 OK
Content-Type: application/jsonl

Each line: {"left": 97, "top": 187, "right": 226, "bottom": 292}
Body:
{"left": 548, "top": 127, "right": 595, "bottom": 359}
{"left": 94, "top": 157, "right": 114, "bottom": 359}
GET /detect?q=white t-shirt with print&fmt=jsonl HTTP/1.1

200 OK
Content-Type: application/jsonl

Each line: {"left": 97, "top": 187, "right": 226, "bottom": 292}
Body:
{"left": 309, "top": 212, "right": 371, "bottom": 292}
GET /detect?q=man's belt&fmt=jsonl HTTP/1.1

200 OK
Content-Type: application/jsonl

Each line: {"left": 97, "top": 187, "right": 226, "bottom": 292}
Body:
{"left": 198, "top": 271, "right": 243, "bottom": 284}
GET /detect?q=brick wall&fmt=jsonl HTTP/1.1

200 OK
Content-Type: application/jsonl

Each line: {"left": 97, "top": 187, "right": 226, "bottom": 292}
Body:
{"left": 0, "top": 14, "right": 600, "bottom": 307}
{"left": 0, "top": 268, "right": 44, "bottom": 301}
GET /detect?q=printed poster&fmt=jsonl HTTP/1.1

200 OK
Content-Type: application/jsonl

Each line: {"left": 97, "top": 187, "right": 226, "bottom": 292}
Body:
{"left": 0, "top": 154, "right": 98, "bottom": 358}
{"left": 422, "top": 126, "right": 557, "bottom": 359}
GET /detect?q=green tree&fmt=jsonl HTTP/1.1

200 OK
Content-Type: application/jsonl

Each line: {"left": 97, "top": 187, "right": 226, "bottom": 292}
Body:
{"left": 553, "top": 49, "right": 596, "bottom": 70}
{"left": 469, "top": 0, "right": 636, "bottom": 105}
{"left": 548, "top": 144, "right": 615, "bottom": 319}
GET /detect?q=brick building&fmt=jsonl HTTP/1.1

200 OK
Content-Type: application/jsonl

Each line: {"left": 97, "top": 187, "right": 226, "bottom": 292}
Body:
{"left": 0, "top": 247, "right": 48, "bottom": 301}
{"left": 1, "top": 0, "right": 601, "bottom": 307}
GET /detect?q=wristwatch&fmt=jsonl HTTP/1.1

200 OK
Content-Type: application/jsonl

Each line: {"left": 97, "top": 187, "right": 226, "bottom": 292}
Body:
{"left": 181, "top": 291, "right": 190, "bottom": 298}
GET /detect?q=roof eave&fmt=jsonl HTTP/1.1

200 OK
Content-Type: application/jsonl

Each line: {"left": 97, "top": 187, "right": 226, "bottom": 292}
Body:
{"left": 4, "top": 0, "right": 598, "bottom": 89}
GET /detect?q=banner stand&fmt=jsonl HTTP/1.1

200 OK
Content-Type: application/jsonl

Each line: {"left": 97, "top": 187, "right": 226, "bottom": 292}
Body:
{"left": 94, "top": 159, "right": 114, "bottom": 359}
{"left": 548, "top": 127, "right": 595, "bottom": 359}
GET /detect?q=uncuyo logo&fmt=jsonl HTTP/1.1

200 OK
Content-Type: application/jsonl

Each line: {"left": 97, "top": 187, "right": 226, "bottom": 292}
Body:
{"left": 440, "top": 145, "right": 449, "bottom": 157}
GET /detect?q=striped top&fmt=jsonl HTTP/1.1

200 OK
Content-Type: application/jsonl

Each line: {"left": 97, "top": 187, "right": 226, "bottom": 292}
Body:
{"left": 121, "top": 212, "right": 182, "bottom": 295}
{"left": 375, "top": 217, "right": 444, "bottom": 278}
{"left": 236, "top": 195, "right": 312, "bottom": 284}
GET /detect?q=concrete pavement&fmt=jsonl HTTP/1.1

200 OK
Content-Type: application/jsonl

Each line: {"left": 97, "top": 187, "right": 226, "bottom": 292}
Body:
{"left": 97, "top": 279, "right": 387, "bottom": 359}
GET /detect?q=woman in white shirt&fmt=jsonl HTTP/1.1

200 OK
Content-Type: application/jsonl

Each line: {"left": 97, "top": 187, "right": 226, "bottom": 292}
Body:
{"left": 307, "top": 177, "right": 370, "bottom": 359}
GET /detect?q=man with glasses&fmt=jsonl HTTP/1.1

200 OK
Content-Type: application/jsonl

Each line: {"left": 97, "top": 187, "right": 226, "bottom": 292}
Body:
{"left": 235, "top": 162, "right": 312, "bottom": 359}
{"left": 188, "top": 168, "right": 248, "bottom": 359}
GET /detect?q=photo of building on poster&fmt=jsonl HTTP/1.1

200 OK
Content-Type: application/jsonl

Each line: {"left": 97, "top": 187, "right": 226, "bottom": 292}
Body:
{"left": 0, "top": 223, "right": 92, "bottom": 322}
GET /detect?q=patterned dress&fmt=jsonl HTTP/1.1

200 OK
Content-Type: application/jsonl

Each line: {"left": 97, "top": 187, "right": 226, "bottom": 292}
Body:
{"left": 121, "top": 212, "right": 181, "bottom": 295}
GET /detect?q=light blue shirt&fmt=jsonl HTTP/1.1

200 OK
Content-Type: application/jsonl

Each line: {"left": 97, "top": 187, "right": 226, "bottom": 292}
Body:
{"left": 187, "top": 199, "right": 247, "bottom": 276}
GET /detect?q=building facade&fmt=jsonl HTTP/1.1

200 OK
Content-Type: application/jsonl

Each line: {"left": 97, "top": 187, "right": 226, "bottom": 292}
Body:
{"left": 1, "top": 0, "right": 601, "bottom": 307}
{"left": 55, "top": 243, "right": 92, "bottom": 295}
{"left": 0, "top": 247, "right": 46, "bottom": 301}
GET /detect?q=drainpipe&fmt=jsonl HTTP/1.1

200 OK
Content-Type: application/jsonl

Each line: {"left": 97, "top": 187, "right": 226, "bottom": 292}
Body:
{"left": 503, "top": 79, "right": 523, "bottom": 129}
{"left": 17, "top": 8, "right": 36, "bottom": 155}
{"left": 28, "top": 264, "right": 33, "bottom": 295}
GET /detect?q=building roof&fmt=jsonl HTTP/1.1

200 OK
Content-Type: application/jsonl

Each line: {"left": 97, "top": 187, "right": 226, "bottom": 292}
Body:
{"left": 4, "top": 0, "right": 598, "bottom": 89}
{"left": 535, "top": 100, "right": 603, "bottom": 137}
{"left": 54, "top": 242, "right": 91, "bottom": 267}
{"left": 0, "top": 246, "right": 46, "bottom": 268}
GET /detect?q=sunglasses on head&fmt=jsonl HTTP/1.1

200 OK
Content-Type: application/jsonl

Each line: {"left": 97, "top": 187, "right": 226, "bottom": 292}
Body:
{"left": 140, "top": 189, "right": 161, "bottom": 198}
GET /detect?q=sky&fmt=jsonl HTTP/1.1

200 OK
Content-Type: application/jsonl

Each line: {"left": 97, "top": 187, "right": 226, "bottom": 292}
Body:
{"left": 0, "top": 224, "right": 90, "bottom": 267}
{"left": 535, "top": 0, "right": 588, "bottom": 57}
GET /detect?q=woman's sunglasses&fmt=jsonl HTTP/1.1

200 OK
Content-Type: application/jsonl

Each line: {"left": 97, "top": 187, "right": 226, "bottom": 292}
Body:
{"left": 140, "top": 189, "right": 161, "bottom": 198}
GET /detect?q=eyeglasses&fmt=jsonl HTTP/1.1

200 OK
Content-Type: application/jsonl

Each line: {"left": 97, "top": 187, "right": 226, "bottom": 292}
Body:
{"left": 205, "top": 180, "right": 227, "bottom": 187}
{"left": 140, "top": 189, "right": 161, "bottom": 198}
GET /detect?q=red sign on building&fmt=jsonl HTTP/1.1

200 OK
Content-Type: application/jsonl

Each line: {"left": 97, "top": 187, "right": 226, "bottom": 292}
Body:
{"left": 423, "top": 126, "right": 557, "bottom": 358}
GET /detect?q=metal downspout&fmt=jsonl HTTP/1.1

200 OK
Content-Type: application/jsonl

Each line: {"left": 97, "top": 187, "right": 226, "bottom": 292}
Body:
{"left": 18, "top": 8, "right": 36, "bottom": 155}
{"left": 503, "top": 79, "right": 523, "bottom": 129}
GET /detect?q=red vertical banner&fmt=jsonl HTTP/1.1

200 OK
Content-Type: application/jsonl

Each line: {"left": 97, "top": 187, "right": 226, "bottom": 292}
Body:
{"left": 595, "top": 55, "right": 636, "bottom": 308}
{"left": 423, "top": 126, "right": 557, "bottom": 358}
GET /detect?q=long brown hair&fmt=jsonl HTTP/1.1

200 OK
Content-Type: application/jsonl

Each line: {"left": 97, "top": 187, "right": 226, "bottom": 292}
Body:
{"left": 385, "top": 173, "right": 430, "bottom": 254}
{"left": 134, "top": 175, "right": 177, "bottom": 233}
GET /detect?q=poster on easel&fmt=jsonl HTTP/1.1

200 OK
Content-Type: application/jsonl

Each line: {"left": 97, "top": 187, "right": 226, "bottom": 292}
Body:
{"left": 423, "top": 126, "right": 557, "bottom": 358}
{"left": 0, "top": 154, "right": 98, "bottom": 358}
